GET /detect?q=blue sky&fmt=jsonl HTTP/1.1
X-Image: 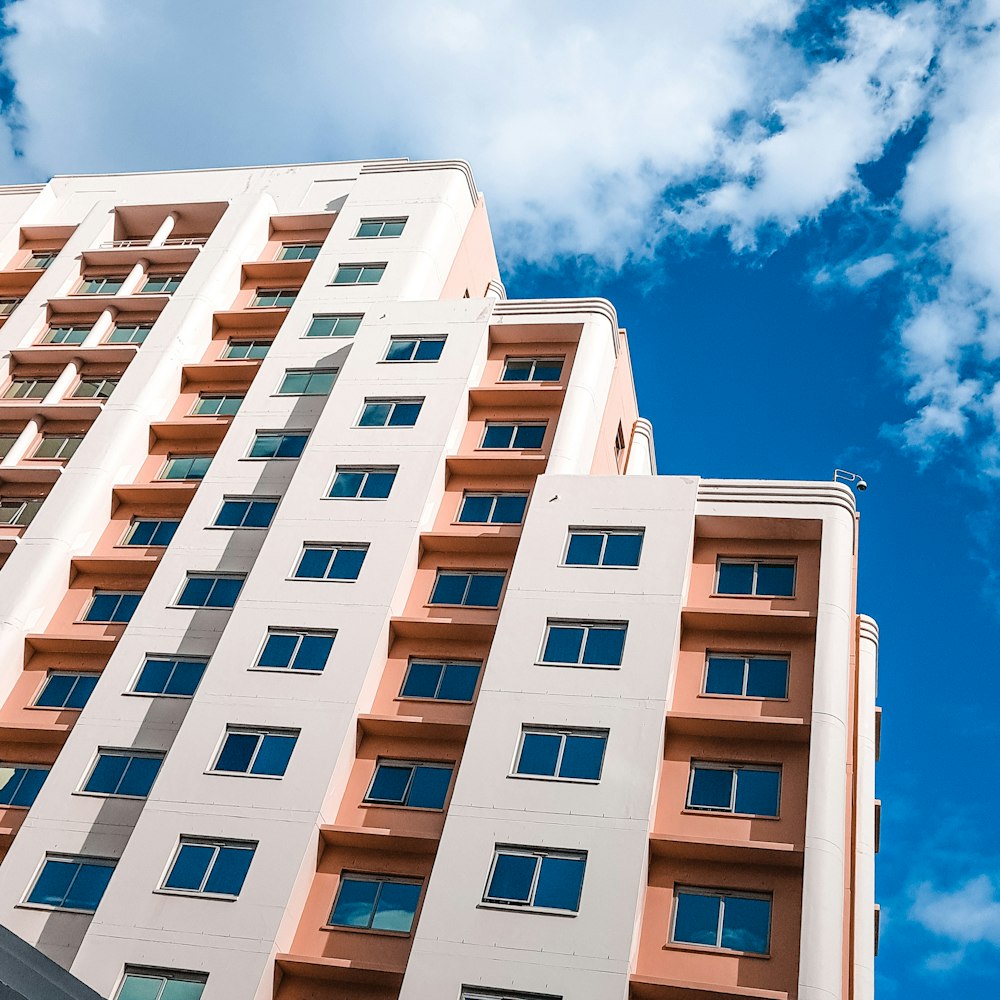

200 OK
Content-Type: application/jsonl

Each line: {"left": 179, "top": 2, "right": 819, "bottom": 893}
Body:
{"left": 1, "top": 0, "right": 998, "bottom": 992}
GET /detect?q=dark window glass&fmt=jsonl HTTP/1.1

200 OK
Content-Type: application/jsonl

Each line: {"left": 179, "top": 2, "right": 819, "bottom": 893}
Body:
{"left": 84, "top": 591, "right": 141, "bottom": 623}
{"left": 294, "top": 546, "right": 367, "bottom": 581}
{"left": 177, "top": 576, "right": 243, "bottom": 609}
{"left": 0, "top": 765, "right": 48, "bottom": 807}
{"left": 674, "top": 891, "right": 721, "bottom": 946}
{"left": 28, "top": 857, "right": 114, "bottom": 911}
{"left": 133, "top": 657, "right": 206, "bottom": 696}
{"left": 733, "top": 769, "right": 781, "bottom": 816}
{"left": 673, "top": 890, "right": 771, "bottom": 954}
{"left": 305, "top": 314, "right": 362, "bottom": 338}
{"left": 746, "top": 657, "right": 790, "bottom": 698}
{"left": 214, "top": 729, "right": 297, "bottom": 776}
{"left": 429, "top": 572, "right": 504, "bottom": 607}
{"left": 704, "top": 655, "right": 789, "bottom": 699}
{"left": 249, "top": 433, "right": 307, "bottom": 459}
{"left": 704, "top": 655, "right": 746, "bottom": 695}
{"left": 329, "top": 467, "right": 397, "bottom": 499}
{"left": 458, "top": 493, "right": 528, "bottom": 524}
{"left": 164, "top": 841, "right": 254, "bottom": 896}
{"left": 35, "top": 673, "right": 98, "bottom": 709}
{"left": 329, "top": 876, "right": 420, "bottom": 932}
{"left": 400, "top": 660, "right": 480, "bottom": 701}
{"left": 717, "top": 561, "right": 795, "bottom": 597}
{"left": 481, "top": 423, "right": 546, "bottom": 449}
{"left": 214, "top": 498, "right": 278, "bottom": 529}
{"left": 125, "top": 520, "right": 179, "bottom": 546}
{"left": 84, "top": 752, "right": 162, "bottom": 797}
{"left": 485, "top": 851, "right": 585, "bottom": 912}
{"left": 716, "top": 562, "right": 755, "bottom": 595}
{"left": 257, "top": 631, "right": 334, "bottom": 671}
{"left": 755, "top": 563, "right": 795, "bottom": 597}
{"left": 516, "top": 730, "right": 607, "bottom": 781}
{"left": 366, "top": 761, "right": 453, "bottom": 809}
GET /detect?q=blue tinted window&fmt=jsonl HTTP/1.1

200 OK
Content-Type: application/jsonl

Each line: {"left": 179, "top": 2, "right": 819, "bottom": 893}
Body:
{"left": 85, "top": 591, "right": 142, "bottom": 623}
{"left": 133, "top": 657, "right": 206, "bottom": 696}
{"left": 755, "top": 563, "right": 795, "bottom": 597}
{"left": 541, "top": 623, "right": 626, "bottom": 666}
{"left": 400, "top": 660, "right": 479, "bottom": 701}
{"left": 366, "top": 761, "right": 452, "bottom": 809}
{"left": 177, "top": 575, "right": 243, "bottom": 608}
{"left": 721, "top": 895, "right": 772, "bottom": 954}
{"left": 249, "top": 433, "right": 307, "bottom": 459}
{"left": 674, "top": 891, "right": 721, "bottom": 946}
{"left": 429, "top": 572, "right": 504, "bottom": 607}
{"left": 704, "top": 655, "right": 746, "bottom": 695}
{"left": 214, "top": 498, "right": 278, "bottom": 528}
{"left": 532, "top": 855, "right": 585, "bottom": 911}
{"left": 485, "top": 853, "right": 536, "bottom": 904}
{"left": 35, "top": 672, "right": 98, "bottom": 709}
{"left": 0, "top": 765, "right": 48, "bottom": 807}
{"left": 84, "top": 752, "right": 162, "bottom": 797}
{"left": 305, "top": 314, "right": 362, "bottom": 338}
{"left": 329, "top": 876, "right": 420, "bottom": 932}
{"left": 481, "top": 423, "right": 546, "bottom": 449}
{"left": 716, "top": 561, "right": 754, "bottom": 595}
{"left": 294, "top": 545, "right": 367, "bottom": 581}
{"left": 733, "top": 768, "right": 781, "bottom": 817}
{"left": 358, "top": 400, "right": 422, "bottom": 428}
{"left": 329, "top": 467, "right": 397, "bottom": 499}
{"left": 704, "top": 655, "right": 789, "bottom": 699}
{"left": 501, "top": 357, "right": 564, "bottom": 382}
{"left": 458, "top": 493, "right": 527, "bottom": 524}
{"left": 717, "top": 560, "right": 794, "bottom": 597}
{"left": 28, "top": 857, "right": 114, "bottom": 911}
{"left": 746, "top": 658, "right": 789, "bottom": 698}
{"left": 125, "top": 520, "right": 179, "bottom": 546}
{"left": 689, "top": 766, "right": 734, "bottom": 810}
{"left": 673, "top": 890, "right": 771, "bottom": 954}
{"left": 485, "top": 850, "right": 585, "bottom": 912}
{"left": 384, "top": 337, "right": 445, "bottom": 362}
{"left": 565, "top": 530, "right": 643, "bottom": 567}
{"left": 515, "top": 729, "right": 607, "bottom": 781}
{"left": 164, "top": 841, "right": 255, "bottom": 896}
{"left": 257, "top": 630, "right": 334, "bottom": 671}
{"left": 214, "top": 729, "right": 297, "bottom": 777}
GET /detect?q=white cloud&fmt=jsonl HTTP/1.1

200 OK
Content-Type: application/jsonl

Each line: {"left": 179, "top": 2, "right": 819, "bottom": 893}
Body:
{"left": 845, "top": 253, "right": 897, "bottom": 286}
{"left": 909, "top": 874, "right": 1000, "bottom": 970}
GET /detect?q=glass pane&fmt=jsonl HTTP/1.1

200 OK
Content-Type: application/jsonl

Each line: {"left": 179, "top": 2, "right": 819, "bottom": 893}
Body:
{"left": 491, "top": 494, "right": 527, "bottom": 523}
{"left": 331, "top": 877, "right": 378, "bottom": 927}
{"left": 216, "top": 500, "right": 248, "bottom": 527}
{"left": 361, "top": 470, "right": 395, "bottom": 498}
{"left": 438, "top": 663, "right": 479, "bottom": 701}
{"left": 203, "top": 845, "right": 253, "bottom": 895}
{"left": 406, "top": 765, "right": 452, "bottom": 808}
{"left": 565, "top": 533, "right": 603, "bottom": 566}
{"left": 559, "top": 734, "right": 606, "bottom": 780}
{"left": 244, "top": 501, "right": 276, "bottom": 528}
{"left": 533, "top": 359, "right": 563, "bottom": 381}
{"left": 280, "top": 372, "right": 311, "bottom": 394}
{"left": 465, "top": 574, "right": 503, "bottom": 607}
{"left": 721, "top": 895, "right": 771, "bottom": 953}
{"left": 388, "top": 402, "right": 421, "bottom": 426}
{"left": 746, "top": 658, "right": 789, "bottom": 698}
{"left": 217, "top": 396, "right": 241, "bottom": 415}
{"left": 756, "top": 563, "right": 794, "bottom": 597}
{"left": 66, "top": 675, "right": 97, "bottom": 709}
{"left": 368, "top": 764, "right": 412, "bottom": 803}
{"left": 160, "top": 980, "right": 206, "bottom": 1000}
{"left": 381, "top": 220, "right": 406, "bottom": 237}
{"left": 13, "top": 767, "right": 47, "bottom": 806}
{"left": 582, "top": 626, "right": 626, "bottom": 665}
{"left": 716, "top": 562, "right": 754, "bottom": 595}
{"left": 249, "top": 436, "right": 278, "bottom": 458}
{"left": 250, "top": 734, "right": 296, "bottom": 776}
{"left": 481, "top": 425, "right": 514, "bottom": 448}
{"left": 29, "top": 859, "right": 77, "bottom": 906}
{"left": 674, "top": 892, "right": 722, "bottom": 946}
{"left": 327, "top": 547, "right": 366, "bottom": 580}
{"left": 178, "top": 578, "right": 212, "bottom": 607}
{"left": 295, "top": 548, "right": 332, "bottom": 579}
{"left": 275, "top": 435, "right": 306, "bottom": 458}
{"left": 117, "top": 974, "right": 164, "bottom": 1000}
{"left": 215, "top": 733, "right": 259, "bottom": 773}
{"left": 118, "top": 756, "right": 161, "bottom": 797}
{"left": 534, "top": 855, "right": 585, "bottom": 911}
{"left": 501, "top": 359, "right": 533, "bottom": 382}
{"left": 330, "top": 471, "right": 364, "bottom": 498}
{"left": 259, "top": 633, "right": 298, "bottom": 668}
{"left": 113, "top": 593, "right": 141, "bottom": 622}
{"left": 603, "top": 533, "right": 643, "bottom": 567}
{"left": 516, "top": 732, "right": 561, "bottom": 776}
{"left": 293, "top": 634, "right": 333, "bottom": 671}
{"left": 150, "top": 522, "right": 177, "bottom": 545}
{"left": 734, "top": 769, "right": 781, "bottom": 817}
{"left": 360, "top": 403, "right": 391, "bottom": 427}
{"left": 512, "top": 425, "right": 545, "bottom": 449}
{"left": 207, "top": 577, "right": 242, "bottom": 607}
{"left": 371, "top": 880, "right": 419, "bottom": 931}
{"left": 401, "top": 661, "right": 442, "bottom": 698}
{"left": 165, "top": 660, "right": 204, "bottom": 696}
{"left": 689, "top": 767, "right": 733, "bottom": 810}
{"left": 458, "top": 495, "right": 493, "bottom": 523}
{"left": 487, "top": 853, "right": 536, "bottom": 903}
{"left": 385, "top": 339, "right": 415, "bottom": 361}
{"left": 86, "top": 593, "right": 122, "bottom": 621}
{"left": 704, "top": 656, "right": 746, "bottom": 695}
{"left": 134, "top": 659, "right": 172, "bottom": 694}
{"left": 65, "top": 862, "right": 113, "bottom": 910}
{"left": 413, "top": 339, "right": 444, "bottom": 361}
{"left": 334, "top": 266, "right": 362, "bottom": 284}
{"left": 356, "top": 222, "right": 382, "bottom": 238}
{"left": 36, "top": 674, "right": 74, "bottom": 707}
{"left": 306, "top": 372, "right": 335, "bottom": 394}
{"left": 85, "top": 754, "right": 130, "bottom": 794}
{"left": 126, "top": 521, "right": 157, "bottom": 545}
{"left": 430, "top": 573, "right": 469, "bottom": 605}
{"left": 358, "top": 265, "right": 384, "bottom": 284}
{"left": 542, "top": 626, "right": 584, "bottom": 664}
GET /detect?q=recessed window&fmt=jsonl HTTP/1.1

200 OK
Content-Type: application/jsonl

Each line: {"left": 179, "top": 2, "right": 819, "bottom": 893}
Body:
{"left": 671, "top": 887, "right": 771, "bottom": 955}
{"left": 614, "top": 423, "right": 626, "bottom": 470}
{"left": 25, "top": 854, "right": 114, "bottom": 912}
{"left": 357, "top": 397, "right": 423, "bottom": 428}
{"left": 687, "top": 762, "right": 781, "bottom": 817}
{"left": 140, "top": 274, "right": 182, "bottom": 294}
{"left": 212, "top": 727, "right": 298, "bottom": 777}
{"left": 484, "top": 847, "right": 586, "bottom": 913}
{"left": 481, "top": 422, "right": 546, "bottom": 450}
{"left": 4, "top": 378, "right": 54, "bottom": 400}
{"left": 355, "top": 218, "right": 407, "bottom": 238}
{"left": 73, "top": 377, "right": 118, "bottom": 399}
{"left": 84, "top": 590, "right": 142, "bottom": 623}
{"left": 115, "top": 968, "right": 207, "bottom": 1000}
{"left": 222, "top": 338, "right": 270, "bottom": 359}
{"left": 293, "top": 544, "right": 368, "bottom": 581}
{"left": 42, "top": 324, "right": 90, "bottom": 345}
{"left": 77, "top": 275, "right": 125, "bottom": 295}
{"left": 462, "top": 991, "right": 561, "bottom": 1000}
{"left": 329, "top": 874, "right": 421, "bottom": 932}
{"left": 365, "top": 760, "right": 453, "bottom": 809}
{"left": 277, "top": 243, "right": 321, "bottom": 261}
{"left": 32, "top": 434, "right": 83, "bottom": 460}
{"left": 501, "top": 357, "right": 564, "bottom": 382}
{"left": 304, "top": 313, "right": 362, "bottom": 338}
{"left": 457, "top": 492, "right": 528, "bottom": 525}
{"left": 162, "top": 838, "right": 255, "bottom": 898}
{"left": 0, "top": 496, "right": 41, "bottom": 527}
{"left": 564, "top": 529, "right": 644, "bottom": 568}
{"left": 176, "top": 574, "right": 244, "bottom": 609}
{"left": 256, "top": 629, "right": 335, "bottom": 672}
{"left": 540, "top": 621, "right": 627, "bottom": 667}
{"left": 277, "top": 368, "right": 337, "bottom": 396}
{"left": 704, "top": 653, "right": 789, "bottom": 699}
{"left": 0, "top": 764, "right": 48, "bottom": 807}
{"left": 82, "top": 750, "right": 163, "bottom": 798}
{"left": 131, "top": 656, "right": 207, "bottom": 697}
{"left": 34, "top": 672, "right": 98, "bottom": 709}
{"left": 513, "top": 727, "right": 608, "bottom": 782}
{"left": 23, "top": 251, "right": 56, "bottom": 270}
{"left": 248, "top": 431, "right": 308, "bottom": 459}
{"left": 0, "top": 435, "right": 17, "bottom": 458}
{"left": 332, "top": 263, "right": 386, "bottom": 285}
{"left": 106, "top": 323, "right": 152, "bottom": 345}
{"left": 160, "top": 454, "right": 211, "bottom": 480}
{"left": 250, "top": 288, "right": 297, "bottom": 308}
{"left": 329, "top": 466, "right": 397, "bottom": 500}
{"left": 429, "top": 570, "right": 504, "bottom": 608}
{"left": 400, "top": 659, "right": 480, "bottom": 702}
{"left": 716, "top": 559, "right": 795, "bottom": 598}
{"left": 192, "top": 394, "right": 242, "bottom": 416}
{"left": 0, "top": 296, "right": 21, "bottom": 315}
{"left": 383, "top": 336, "right": 445, "bottom": 362}
{"left": 122, "top": 518, "right": 179, "bottom": 546}
{"left": 213, "top": 496, "right": 278, "bottom": 529}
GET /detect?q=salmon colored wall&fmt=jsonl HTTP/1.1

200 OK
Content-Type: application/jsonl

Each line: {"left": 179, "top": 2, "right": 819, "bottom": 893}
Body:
{"left": 439, "top": 196, "right": 501, "bottom": 300}
{"left": 591, "top": 330, "right": 639, "bottom": 475}
{"left": 430, "top": 471, "right": 535, "bottom": 534}
{"left": 275, "top": 979, "right": 395, "bottom": 1000}
{"left": 403, "top": 550, "right": 511, "bottom": 623}
{"left": 479, "top": 339, "right": 577, "bottom": 387}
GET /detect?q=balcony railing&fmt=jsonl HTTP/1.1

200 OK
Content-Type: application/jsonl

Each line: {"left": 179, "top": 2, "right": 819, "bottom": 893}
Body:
{"left": 98, "top": 237, "right": 208, "bottom": 249}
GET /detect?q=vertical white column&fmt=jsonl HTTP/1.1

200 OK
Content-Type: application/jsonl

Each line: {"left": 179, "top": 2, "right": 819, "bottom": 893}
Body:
{"left": 82, "top": 307, "right": 116, "bottom": 347}
{"left": 149, "top": 212, "right": 178, "bottom": 248}
{"left": 0, "top": 418, "right": 41, "bottom": 467}
{"left": 119, "top": 258, "right": 148, "bottom": 296}
{"left": 42, "top": 361, "right": 81, "bottom": 405}
{"left": 624, "top": 418, "right": 656, "bottom": 476}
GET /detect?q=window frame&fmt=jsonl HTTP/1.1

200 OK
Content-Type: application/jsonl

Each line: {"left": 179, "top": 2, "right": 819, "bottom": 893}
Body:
{"left": 128, "top": 655, "right": 208, "bottom": 699}
{"left": 363, "top": 758, "right": 455, "bottom": 810}
{"left": 174, "top": 573, "right": 245, "bottom": 610}
{"left": 701, "top": 651, "right": 791, "bottom": 701}
{"left": 32, "top": 671, "right": 98, "bottom": 710}
{"left": 456, "top": 491, "right": 529, "bottom": 525}
{"left": 331, "top": 262, "right": 387, "bottom": 286}
{"left": 511, "top": 726, "right": 609, "bottom": 784}
{"left": 291, "top": 543, "right": 369, "bottom": 582}
{"left": 4, "top": 377, "right": 55, "bottom": 400}
{"left": 714, "top": 558, "right": 797, "bottom": 598}
{"left": 72, "top": 376, "right": 119, "bottom": 400}
{"left": 159, "top": 454, "right": 212, "bottom": 481}
{"left": 537, "top": 619, "right": 628, "bottom": 669}
{"left": 191, "top": 393, "right": 243, "bottom": 417}
{"left": 209, "top": 725, "right": 300, "bottom": 779}
{"left": 221, "top": 338, "right": 270, "bottom": 359}
{"left": 327, "top": 465, "right": 398, "bottom": 501}
{"left": 461, "top": 989, "right": 561, "bottom": 1000}
{"left": 500, "top": 356, "right": 565, "bottom": 383}
{"left": 428, "top": 569, "right": 506, "bottom": 608}
{"left": 76, "top": 275, "right": 126, "bottom": 296}
{"left": 246, "top": 430, "right": 309, "bottom": 460}
{"left": 398, "top": 658, "right": 482, "bottom": 703}
{"left": 326, "top": 872, "right": 423, "bottom": 934}
{"left": 669, "top": 885, "right": 773, "bottom": 956}
{"left": 0, "top": 496, "right": 42, "bottom": 527}
{"left": 685, "top": 760, "right": 782, "bottom": 817}
{"left": 159, "top": 837, "right": 257, "bottom": 900}
{"left": 105, "top": 322, "right": 152, "bottom": 345}
{"left": 210, "top": 496, "right": 280, "bottom": 530}
{"left": 276, "top": 242, "right": 322, "bottom": 261}
{"left": 275, "top": 368, "right": 338, "bottom": 396}
{"left": 22, "top": 251, "right": 57, "bottom": 271}
{"left": 31, "top": 434, "right": 84, "bottom": 461}
{"left": 81, "top": 589, "right": 143, "bottom": 624}
{"left": 121, "top": 518, "right": 180, "bottom": 547}
{"left": 353, "top": 217, "right": 407, "bottom": 239}
{"left": 561, "top": 527, "right": 645, "bottom": 568}
{"left": 78, "top": 748, "right": 165, "bottom": 800}
{"left": 381, "top": 336, "right": 446, "bottom": 363}
{"left": 22, "top": 853, "right": 116, "bottom": 913}
{"left": 139, "top": 273, "right": 183, "bottom": 295}
{"left": 482, "top": 846, "right": 587, "bottom": 914}
{"left": 252, "top": 628, "right": 336, "bottom": 674}
{"left": 479, "top": 421, "right": 547, "bottom": 451}
{"left": 303, "top": 313, "right": 363, "bottom": 339}
{"left": 355, "top": 397, "right": 424, "bottom": 428}
{"left": 0, "top": 762, "right": 49, "bottom": 808}
{"left": 249, "top": 287, "right": 298, "bottom": 308}
{"left": 41, "top": 324, "right": 91, "bottom": 345}
{"left": 0, "top": 296, "right": 22, "bottom": 316}
{"left": 114, "top": 967, "right": 208, "bottom": 1000}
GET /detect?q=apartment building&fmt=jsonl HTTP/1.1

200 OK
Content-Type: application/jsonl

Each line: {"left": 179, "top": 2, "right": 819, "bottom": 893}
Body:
{"left": 0, "top": 159, "right": 879, "bottom": 1000}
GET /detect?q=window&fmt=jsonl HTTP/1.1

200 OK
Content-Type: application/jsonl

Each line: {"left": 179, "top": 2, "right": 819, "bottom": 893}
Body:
{"left": 383, "top": 336, "right": 445, "bottom": 362}
{"left": 106, "top": 322, "right": 152, "bottom": 345}
{"left": 513, "top": 727, "right": 608, "bottom": 782}
{"left": 0, "top": 764, "right": 48, "bottom": 807}
{"left": 305, "top": 313, "right": 362, "bottom": 338}
{"left": 0, "top": 435, "right": 17, "bottom": 458}
{"left": 213, "top": 496, "right": 278, "bottom": 529}
{"left": 82, "top": 750, "right": 163, "bottom": 798}
{"left": 328, "top": 875, "right": 420, "bottom": 932}
{"left": 462, "top": 992, "right": 560, "bottom": 1000}
{"left": 277, "top": 368, "right": 337, "bottom": 395}
{"left": 141, "top": 274, "right": 182, "bottom": 294}
{"left": 481, "top": 422, "right": 546, "bottom": 450}
{"left": 192, "top": 394, "right": 242, "bottom": 417}
{"left": 132, "top": 656, "right": 207, "bottom": 697}
{"left": 84, "top": 590, "right": 142, "bottom": 623}
{"left": 123, "top": 519, "right": 179, "bottom": 546}
{"left": 614, "top": 422, "right": 626, "bottom": 469}
{"left": 25, "top": 855, "right": 114, "bottom": 912}
{"left": 176, "top": 574, "right": 244, "bottom": 609}
{"left": 564, "top": 529, "right": 644, "bottom": 568}
{"left": 0, "top": 497, "right": 41, "bottom": 527}
{"left": 42, "top": 324, "right": 90, "bottom": 345}
{"left": 484, "top": 847, "right": 586, "bottom": 913}
{"left": 277, "top": 242, "right": 321, "bottom": 260}
{"left": 540, "top": 621, "right": 627, "bottom": 667}
{"left": 222, "top": 338, "right": 270, "bottom": 359}
{"left": 687, "top": 762, "right": 781, "bottom": 817}
{"left": 671, "top": 887, "right": 772, "bottom": 955}
{"left": 34, "top": 672, "right": 98, "bottom": 709}
{"left": 501, "top": 357, "right": 564, "bottom": 382}
{"left": 250, "top": 288, "right": 297, "bottom": 308}
{"left": 160, "top": 455, "right": 211, "bottom": 480}
{"left": 355, "top": 218, "right": 406, "bottom": 238}
{"left": 357, "top": 397, "right": 423, "bottom": 428}
{"left": 248, "top": 431, "right": 307, "bottom": 459}
{"left": 256, "top": 629, "right": 335, "bottom": 672}
{"left": 0, "top": 296, "right": 21, "bottom": 315}
{"left": 329, "top": 466, "right": 397, "bottom": 500}
{"left": 704, "top": 653, "right": 790, "bottom": 699}
{"left": 293, "top": 544, "right": 368, "bottom": 581}
{"left": 77, "top": 275, "right": 124, "bottom": 295}
{"left": 332, "top": 263, "right": 386, "bottom": 285}
{"left": 73, "top": 377, "right": 118, "bottom": 399}
{"left": 4, "top": 378, "right": 54, "bottom": 399}
{"left": 212, "top": 727, "right": 298, "bottom": 777}
{"left": 162, "top": 838, "right": 255, "bottom": 897}
{"left": 429, "top": 571, "right": 504, "bottom": 608}
{"left": 23, "top": 251, "right": 56, "bottom": 270}
{"left": 365, "top": 760, "right": 453, "bottom": 809}
{"left": 115, "top": 968, "right": 207, "bottom": 1000}
{"left": 32, "top": 435, "right": 83, "bottom": 460}
{"left": 400, "top": 659, "right": 480, "bottom": 702}
{"left": 457, "top": 492, "right": 528, "bottom": 525}
{"left": 716, "top": 559, "right": 795, "bottom": 598}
